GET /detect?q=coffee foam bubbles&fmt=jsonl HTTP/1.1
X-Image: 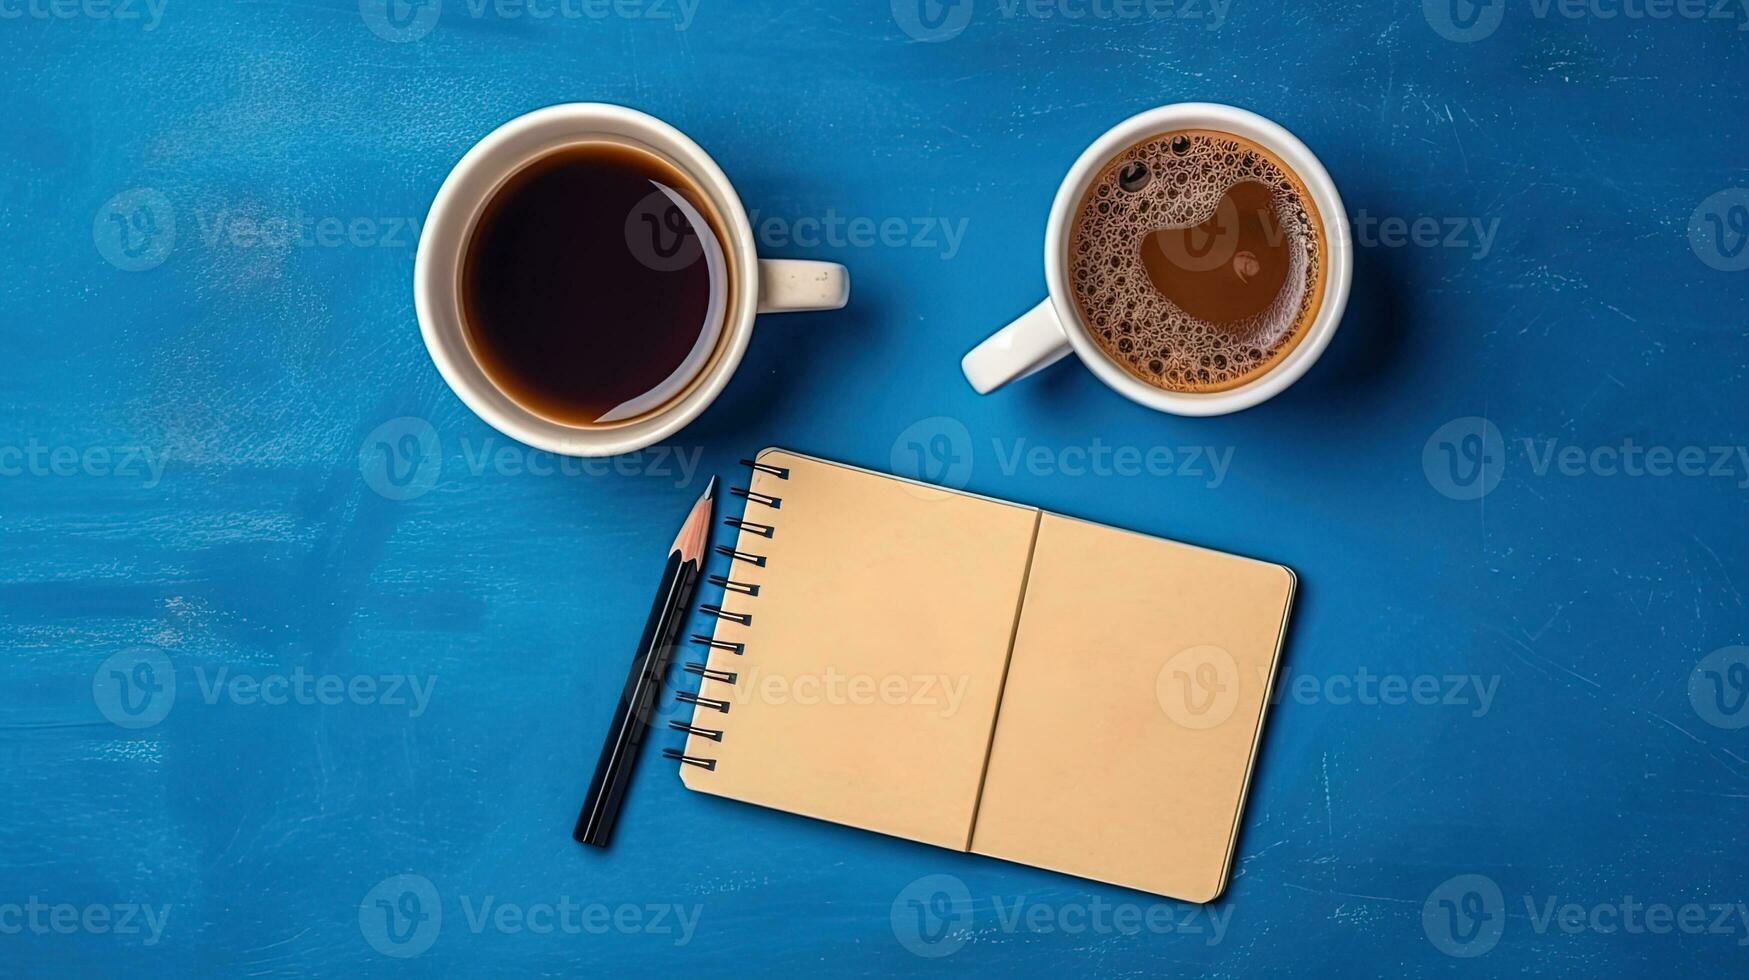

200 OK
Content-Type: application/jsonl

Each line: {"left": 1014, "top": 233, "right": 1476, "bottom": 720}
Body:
{"left": 1068, "top": 130, "right": 1325, "bottom": 393}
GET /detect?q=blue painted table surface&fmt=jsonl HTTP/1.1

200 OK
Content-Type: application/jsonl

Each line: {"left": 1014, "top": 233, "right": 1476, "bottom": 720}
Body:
{"left": 3, "top": 1, "right": 1747, "bottom": 976}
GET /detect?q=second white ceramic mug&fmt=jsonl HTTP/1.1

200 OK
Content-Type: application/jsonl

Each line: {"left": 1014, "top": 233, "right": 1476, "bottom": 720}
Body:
{"left": 961, "top": 103, "right": 1352, "bottom": 416}
{"left": 416, "top": 103, "right": 850, "bottom": 458}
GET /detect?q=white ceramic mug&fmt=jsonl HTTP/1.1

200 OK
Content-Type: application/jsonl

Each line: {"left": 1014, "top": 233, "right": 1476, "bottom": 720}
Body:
{"left": 961, "top": 103, "right": 1351, "bottom": 416}
{"left": 415, "top": 103, "right": 850, "bottom": 457}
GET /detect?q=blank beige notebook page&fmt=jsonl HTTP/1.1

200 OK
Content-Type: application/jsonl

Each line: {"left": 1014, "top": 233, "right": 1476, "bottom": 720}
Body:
{"left": 970, "top": 513, "right": 1295, "bottom": 902}
{"left": 680, "top": 450, "right": 1040, "bottom": 850}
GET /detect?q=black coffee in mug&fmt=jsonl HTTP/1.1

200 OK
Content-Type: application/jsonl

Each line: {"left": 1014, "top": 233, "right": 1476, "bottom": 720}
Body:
{"left": 460, "top": 142, "right": 733, "bottom": 426}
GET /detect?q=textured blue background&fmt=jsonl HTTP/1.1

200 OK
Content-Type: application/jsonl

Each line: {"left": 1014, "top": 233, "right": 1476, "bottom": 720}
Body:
{"left": 3, "top": 0, "right": 1747, "bottom": 975}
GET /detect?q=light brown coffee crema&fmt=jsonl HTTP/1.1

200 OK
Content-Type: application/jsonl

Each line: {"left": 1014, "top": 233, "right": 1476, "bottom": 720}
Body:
{"left": 1068, "top": 130, "right": 1326, "bottom": 394}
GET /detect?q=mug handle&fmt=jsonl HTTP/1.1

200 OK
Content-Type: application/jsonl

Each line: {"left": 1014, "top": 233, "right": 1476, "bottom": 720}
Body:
{"left": 758, "top": 259, "right": 850, "bottom": 314}
{"left": 960, "top": 299, "right": 1074, "bottom": 394}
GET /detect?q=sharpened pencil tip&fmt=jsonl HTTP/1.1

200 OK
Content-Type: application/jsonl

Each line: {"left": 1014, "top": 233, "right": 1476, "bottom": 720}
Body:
{"left": 670, "top": 476, "right": 717, "bottom": 564}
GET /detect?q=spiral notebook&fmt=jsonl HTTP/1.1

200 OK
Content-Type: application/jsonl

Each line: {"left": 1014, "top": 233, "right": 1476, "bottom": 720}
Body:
{"left": 667, "top": 448, "right": 1295, "bottom": 903}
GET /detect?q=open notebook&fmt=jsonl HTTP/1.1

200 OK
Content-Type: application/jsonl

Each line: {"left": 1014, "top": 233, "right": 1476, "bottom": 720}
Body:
{"left": 669, "top": 449, "right": 1295, "bottom": 903}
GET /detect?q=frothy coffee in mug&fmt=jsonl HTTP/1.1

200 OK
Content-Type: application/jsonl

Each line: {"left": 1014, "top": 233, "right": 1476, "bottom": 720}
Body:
{"left": 1067, "top": 130, "right": 1327, "bottom": 394}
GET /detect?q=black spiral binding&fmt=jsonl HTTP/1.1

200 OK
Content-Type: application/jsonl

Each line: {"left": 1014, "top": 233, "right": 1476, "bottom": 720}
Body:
{"left": 730, "top": 487, "right": 782, "bottom": 509}
{"left": 667, "top": 720, "right": 723, "bottom": 741}
{"left": 708, "top": 574, "right": 760, "bottom": 597}
{"left": 666, "top": 457, "right": 789, "bottom": 773}
{"left": 701, "top": 604, "right": 751, "bottom": 626}
{"left": 690, "top": 633, "right": 744, "bottom": 655}
{"left": 684, "top": 662, "right": 739, "bottom": 684}
{"left": 662, "top": 750, "right": 718, "bottom": 770}
{"left": 714, "top": 545, "right": 766, "bottom": 567}
{"left": 724, "top": 517, "right": 775, "bottom": 538}
{"left": 742, "top": 459, "right": 790, "bottom": 479}
{"left": 676, "top": 690, "right": 731, "bottom": 713}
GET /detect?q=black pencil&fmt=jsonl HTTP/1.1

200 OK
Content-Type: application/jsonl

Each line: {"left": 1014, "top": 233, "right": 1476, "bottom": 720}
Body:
{"left": 573, "top": 476, "right": 716, "bottom": 848}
